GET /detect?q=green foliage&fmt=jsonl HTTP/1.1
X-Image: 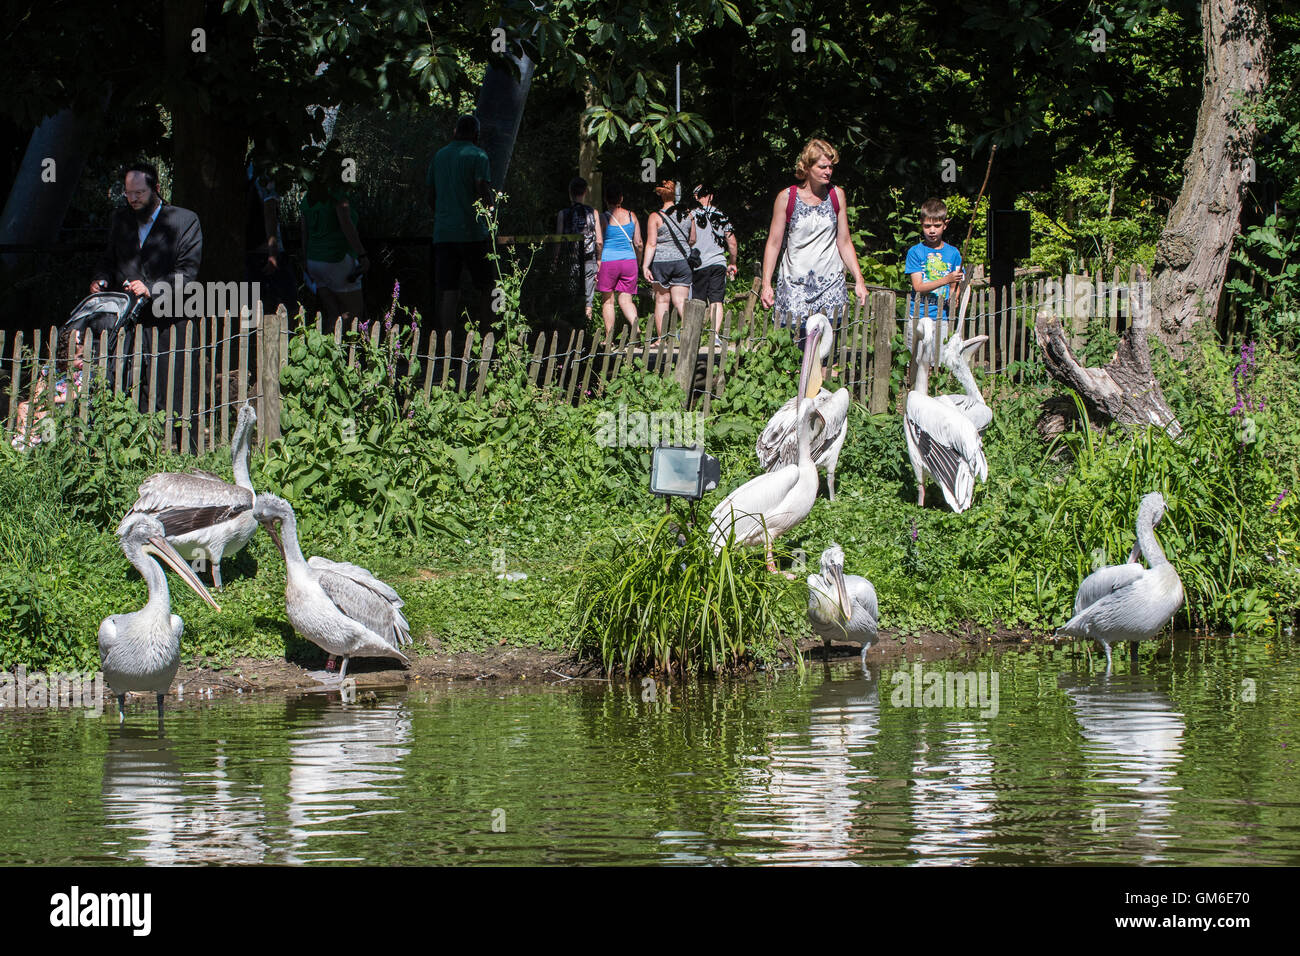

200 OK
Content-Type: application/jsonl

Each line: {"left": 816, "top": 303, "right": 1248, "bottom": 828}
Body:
{"left": 570, "top": 507, "right": 803, "bottom": 675}
{"left": 1227, "top": 213, "right": 1300, "bottom": 340}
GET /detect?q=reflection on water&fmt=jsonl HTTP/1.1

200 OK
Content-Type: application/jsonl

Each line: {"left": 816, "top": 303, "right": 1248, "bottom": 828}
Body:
{"left": 102, "top": 732, "right": 268, "bottom": 864}
{"left": 279, "top": 698, "right": 412, "bottom": 864}
{"left": 735, "top": 664, "right": 880, "bottom": 864}
{"left": 1060, "top": 672, "right": 1185, "bottom": 863}
{"left": 0, "top": 631, "right": 1295, "bottom": 865}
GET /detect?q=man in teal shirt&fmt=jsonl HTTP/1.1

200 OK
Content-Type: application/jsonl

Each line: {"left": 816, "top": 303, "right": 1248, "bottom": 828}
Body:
{"left": 427, "top": 115, "right": 495, "bottom": 334}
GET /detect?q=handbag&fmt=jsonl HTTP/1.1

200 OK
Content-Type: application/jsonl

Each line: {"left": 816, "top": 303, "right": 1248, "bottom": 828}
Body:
{"left": 662, "top": 206, "right": 701, "bottom": 269}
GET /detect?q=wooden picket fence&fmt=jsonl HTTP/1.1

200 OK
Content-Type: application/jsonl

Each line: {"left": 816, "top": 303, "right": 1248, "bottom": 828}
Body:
{"left": 1, "top": 267, "right": 1154, "bottom": 455}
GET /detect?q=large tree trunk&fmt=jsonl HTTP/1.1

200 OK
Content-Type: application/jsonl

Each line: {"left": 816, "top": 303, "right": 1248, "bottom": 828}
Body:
{"left": 1151, "top": 0, "right": 1269, "bottom": 353}
{"left": 476, "top": 23, "right": 536, "bottom": 192}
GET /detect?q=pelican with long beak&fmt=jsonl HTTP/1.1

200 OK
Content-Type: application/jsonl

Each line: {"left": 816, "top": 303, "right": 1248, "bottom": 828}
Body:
{"left": 1057, "top": 492, "right": 1185, "bottom": 671}
{"left": 99, "top": 513, "right": 221, "bottom": 728}
{"left": 254, "top": 494, "right": 410, "bottom": 680}
{"left": 937, "top": 330, "right": 992, "bottom": 434}
{"left": 122, "top": 403, "right": 258, "bottom": 589}
{"left": 756, "top": 313, "right": 852, "bottom": 500}
{"left": 711, "top": 398, "right": 819, "bottom": 573}
{"left": 807, "top": 544, "right": 879, "bottom": 661}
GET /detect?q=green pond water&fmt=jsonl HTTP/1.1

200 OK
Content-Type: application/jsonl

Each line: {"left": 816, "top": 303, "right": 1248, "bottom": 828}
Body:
{"left": 1, "top": 632, "right": 1297, "bottom": 865}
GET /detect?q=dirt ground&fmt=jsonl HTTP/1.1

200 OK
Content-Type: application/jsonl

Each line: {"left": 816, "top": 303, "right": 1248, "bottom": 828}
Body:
{"left": 1, "top": 625, "right": 1041, "bottom": 713}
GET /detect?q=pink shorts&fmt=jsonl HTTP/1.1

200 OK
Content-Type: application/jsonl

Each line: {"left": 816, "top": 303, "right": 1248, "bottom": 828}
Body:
{"left": 597, "top": 259, "right": 638, "bottom": 294}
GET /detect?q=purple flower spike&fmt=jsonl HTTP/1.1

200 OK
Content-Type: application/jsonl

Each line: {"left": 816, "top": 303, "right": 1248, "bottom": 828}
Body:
{"left": 359, "top": 320, "right": 370, "bottom": 334}
{"left": 1271, "top": 489, "right": 1289, "bottom": 514}
{"left": 910, "top": 519, "right": 918, "bottom": 542}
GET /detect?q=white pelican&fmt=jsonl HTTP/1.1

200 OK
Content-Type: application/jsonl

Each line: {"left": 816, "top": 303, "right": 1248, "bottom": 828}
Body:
{"left": 806, "top": 544, "right": 879, "bottom": 661}
{"left": 1057, "top": 492, "right": 1185, "bottom": 670}
{"left": 123, "top": 403, "right": 258, "bottom": 589}
{"left": 756, "top": 313, "right": 851, "bottom": 500}
{"left": 99, "top": 513, "right": 222, "bottom": 726}
{"left": 711, "top": 398, "right": 819, "bottom": 573}
{"left": 904, "top": 318, "right": 987, "bottom": 512}
{"left": 254, "top": 494, "right": 411, "bottom": 680}
{"left": 937, "top": 329, "right": 992, "bottom": 434}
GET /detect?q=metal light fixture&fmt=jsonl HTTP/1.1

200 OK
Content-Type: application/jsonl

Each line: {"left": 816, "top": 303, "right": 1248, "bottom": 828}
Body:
{"left": 650, "top": 444, "right": 720, "bottom": 501}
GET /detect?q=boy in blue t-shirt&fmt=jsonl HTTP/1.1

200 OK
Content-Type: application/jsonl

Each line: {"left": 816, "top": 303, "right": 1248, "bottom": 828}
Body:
{"left": 905, "top": 197, "right": 964, "bottom": 320}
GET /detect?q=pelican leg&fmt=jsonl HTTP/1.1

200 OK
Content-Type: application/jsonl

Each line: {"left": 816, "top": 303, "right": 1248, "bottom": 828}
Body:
{"left": 117, "top": 694, "right": 126, "bottom": 724}
{"left": 1102, "top": 642, "right": 1113, "bottom": 672}
{"left": 823, "top": 639, "right": 832, "bottom": 662}
{"left": 1129, "top": 640, "right": 1139, "bottom": 666}
{"left": 338, "top": 657, "right": 351, "bottom": 682}
{"left": 211, "top": 560, "right": 223, "bottom": 591}
{"left": 765, "top": 543, "right": 778, "bottom": 574}
{"left": 156, "top": 694, "right": 166, "bottom": 736}
{"left": 826, "top": 470, "right": 837, "bottom": 502}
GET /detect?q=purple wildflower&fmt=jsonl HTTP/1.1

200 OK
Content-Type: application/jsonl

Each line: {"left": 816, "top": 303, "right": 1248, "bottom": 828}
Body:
{"left": 359, "top": 320, "right": 370, "bottom": 334}
{"left": 1271, "top": 489, "right": 1289, "bottom": 514}
{"left": 910, "top": 519, "right": 918, "bottom": 542}
{"left": 387, "top": 363, "right": 396, "bottom": 376}
{"left": 1230, "top": 340, "right": 1258, "bottom": 417}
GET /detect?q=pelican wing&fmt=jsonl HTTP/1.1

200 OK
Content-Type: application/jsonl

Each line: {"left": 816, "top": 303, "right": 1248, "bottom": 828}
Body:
{"left": 309, "top": 557, "right": 411, "bottom": 648}
{"left": 905, "top": 392, "right": 987, "bottom": 512}
{"left": 1073, "top": 562, "right": 1148, "bottom": 615}
{"left": 710, "top": 464, "right": 803, "bottom": 549}
{"left": 848, "top": 576, "right": 880, "bottom": 632}
{"left": 757, "top": 388, "right": 848, "bottom": 470}
{"left": 125, "top": 472, "right": 253, "bottom": 537}
{"left": 937, "top": 393, "right": 993, "bottom": 433}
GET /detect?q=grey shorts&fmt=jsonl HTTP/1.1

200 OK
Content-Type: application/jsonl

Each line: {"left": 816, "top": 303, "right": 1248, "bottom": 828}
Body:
{"left": 650, "top": 258, "right": 692, "bottom": 288}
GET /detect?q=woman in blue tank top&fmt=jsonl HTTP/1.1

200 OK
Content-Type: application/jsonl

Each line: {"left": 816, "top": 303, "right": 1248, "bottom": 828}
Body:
{"left": 597, "top": 181, "right": 643, "bottom": 342}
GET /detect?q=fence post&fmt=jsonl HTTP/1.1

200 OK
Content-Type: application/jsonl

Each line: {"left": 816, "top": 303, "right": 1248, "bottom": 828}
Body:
{"left": 260, "top": 304, "right": 283, "bottom": 443}
{"left": 869, "top": 292, "right": 895, "bottom": 414}
{"left": 676, "top": 299, "right": 706, "bottom": 393}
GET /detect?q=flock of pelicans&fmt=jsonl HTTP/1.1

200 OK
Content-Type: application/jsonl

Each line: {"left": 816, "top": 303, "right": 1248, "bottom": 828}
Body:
{"left": 98, "top": 314, "right": 1184, "bottom": 727}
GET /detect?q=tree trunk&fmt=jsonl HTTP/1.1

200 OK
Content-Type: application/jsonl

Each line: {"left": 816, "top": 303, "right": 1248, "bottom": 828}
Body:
{"left": 1033, "top": 272, "right": 1181, "bottom": 439}
{"left": 476, "top": 23, "right": 536, "bottom": 192}
{"left": 1150, "top": 0, "right": 1269, "bottom": 353}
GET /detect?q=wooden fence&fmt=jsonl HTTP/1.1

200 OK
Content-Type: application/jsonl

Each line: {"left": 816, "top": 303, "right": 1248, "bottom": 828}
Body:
{"left": 1, "top": 268, "right": 1154, "bottom": 455}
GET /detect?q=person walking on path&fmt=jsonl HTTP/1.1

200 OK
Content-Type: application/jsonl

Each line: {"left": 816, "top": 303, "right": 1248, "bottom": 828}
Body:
{"left": 642, "top": 180, "right": 697, "bottom": 345}
{"left": 554, "top": 176, "right": 603, "bottom": 323}
{"left": 597, "top": 180, "right": 643, "bottom": 342}
{"left": 427, "top": 114, "right": 494, "bottom": 336}
{"left": 759, "top": 139, "right": 867, "bottom": 333}
{"left": 690, "top": 183, "right": 738, "bottom": 346}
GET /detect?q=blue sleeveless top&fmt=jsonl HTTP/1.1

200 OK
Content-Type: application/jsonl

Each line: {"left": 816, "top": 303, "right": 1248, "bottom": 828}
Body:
{"left": 601, "top": 211, "right": 637, "bottom": 262}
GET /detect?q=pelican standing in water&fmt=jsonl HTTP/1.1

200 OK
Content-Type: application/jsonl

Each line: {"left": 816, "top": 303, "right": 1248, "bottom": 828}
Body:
{"left": 937, "top": 329, "right": 992, "bottom": 434}
{"left": 757, "top": 313, "right": 851, "bottom": 500}
{"left": 122, "top": 403, "right": 258, "bottom": 589}
{"left": 711, "top": 398, "right": 819, "bottom": 573}
{"left": 1057, "top": 492, "right": 1184, "bottom": 670}
{"left": 904, "top": 318, "right": 987, "bottom": 512}
{"left": 807, "top": 544, "right": 879, "bottom": 661}
{"left": 254, "top": 494, "right": 410, "bottom": 680}
{"left": 99, "top": 513, "right": 221, "bottom": 727}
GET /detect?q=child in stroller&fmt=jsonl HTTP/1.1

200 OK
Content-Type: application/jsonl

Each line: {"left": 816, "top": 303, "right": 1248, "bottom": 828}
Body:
{"left": 11, "top": 325, "right": 84, "bottom": 450}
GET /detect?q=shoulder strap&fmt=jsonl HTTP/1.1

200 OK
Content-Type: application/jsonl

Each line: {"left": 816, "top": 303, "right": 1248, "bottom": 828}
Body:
{"left": 830, "top": 186, "right": 840, "bottom": 215}
{"left": 785, "top": 185, "right": 798, "bottom": 224}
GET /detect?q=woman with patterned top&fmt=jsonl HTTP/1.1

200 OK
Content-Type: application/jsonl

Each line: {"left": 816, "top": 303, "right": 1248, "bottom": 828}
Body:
{"left": 759, "top": 139, "right": 867, "bottom": 329}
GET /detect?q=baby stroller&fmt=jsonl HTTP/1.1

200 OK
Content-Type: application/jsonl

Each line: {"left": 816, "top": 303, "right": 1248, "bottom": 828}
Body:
{"left": 62, "top": 289, "right": 146, "bottom": 391}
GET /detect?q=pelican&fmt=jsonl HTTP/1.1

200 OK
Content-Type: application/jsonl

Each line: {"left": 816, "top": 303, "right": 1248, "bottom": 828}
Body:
{"left": 711, "top": 398, "right": 819, "bottom": 573}
{"left": 807, "top": 544, "right": 879, "bottom": 661}
{"left": 904, "top": 318, "right": 987, "bottom": 512}
{"left": 122, "top": 403, "right": 258, "bottom": 589}
{"left": 99, "top": 513, "right": 222, "bottom": 726}
{"left": 756, "top": 313, "right": 851, "bottom": 500}
{"left": 254, "top": 494, "right": 410, "bottom": 680}
{"left": 1057, "top": 492, "right": 1185, "bottom": 670}
{"left": 937, "top": 329, "right": 992, "bottom": 434}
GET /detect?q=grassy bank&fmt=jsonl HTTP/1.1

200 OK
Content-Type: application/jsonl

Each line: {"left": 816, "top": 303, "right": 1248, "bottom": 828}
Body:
{"left": 3, "top": 318, "right": 1298, "bottom": 674}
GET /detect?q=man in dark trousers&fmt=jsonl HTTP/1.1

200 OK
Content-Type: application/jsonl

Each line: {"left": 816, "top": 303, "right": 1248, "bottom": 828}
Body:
{"left": 426, "top": 115, "right": 494, "bottom": 339}
{"left": 90, "top": 161, "right": 203, "bottom": 449}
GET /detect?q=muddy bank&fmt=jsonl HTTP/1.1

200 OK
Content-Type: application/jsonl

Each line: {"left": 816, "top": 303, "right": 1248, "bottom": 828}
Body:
{"left": 0, "top": 625, "right": 1039, "bottom": 712}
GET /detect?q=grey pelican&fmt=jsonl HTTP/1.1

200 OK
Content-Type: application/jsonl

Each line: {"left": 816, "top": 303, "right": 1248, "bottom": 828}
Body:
{"left": 756, "top": 313, "right": 851, "bottom": 500}
{"left": 254, "top": 494, "right": 411, "bottom": 679}
{"left": 711, "top": 398, "right": 819, "bottom": 573}
{"left": 1057, "top": 492, "right": 1185, "bottom": 670}
{"left": 123, "top": 403, "right": 258, "bottom": 589}
{"left": 99, "top": 513, "right": 221, "bottom": 726}
{"left": 937, "top": 330, "right": 992, "bottom": 434}
{"left": 806, "top": 544, "right": 879, "bottom": 661}
{"left": 904, "top": 318, "right": 987, "bottom": 512}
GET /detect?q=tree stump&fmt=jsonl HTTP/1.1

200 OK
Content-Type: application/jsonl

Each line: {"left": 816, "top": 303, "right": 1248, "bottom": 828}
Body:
{"left": 1032, "top": 303, "right": 1181, "bottom": 440}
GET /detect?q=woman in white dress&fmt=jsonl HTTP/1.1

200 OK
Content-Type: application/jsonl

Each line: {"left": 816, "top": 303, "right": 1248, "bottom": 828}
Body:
{"left": 759, "top": 139, "right": 868, "bottom": 325}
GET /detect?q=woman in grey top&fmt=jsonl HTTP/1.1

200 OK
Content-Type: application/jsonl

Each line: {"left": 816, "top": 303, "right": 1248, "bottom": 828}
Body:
{"left": 759, "top": 139, "right": 867, "bottom": 324}
{"left": 642, "top": 180, "right": 697, "bottom": 344}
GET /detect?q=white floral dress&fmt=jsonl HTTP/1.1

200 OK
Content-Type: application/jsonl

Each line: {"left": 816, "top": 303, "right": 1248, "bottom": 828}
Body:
{"left": 775, "top": 193, "right": 847, "bottom": 319}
